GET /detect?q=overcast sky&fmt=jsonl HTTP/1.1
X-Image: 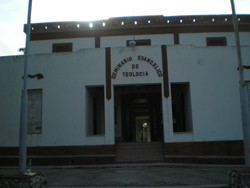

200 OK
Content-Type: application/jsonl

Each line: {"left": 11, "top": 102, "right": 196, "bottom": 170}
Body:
{"left": 0, "top": 0, "right": 249, "bottom": 57}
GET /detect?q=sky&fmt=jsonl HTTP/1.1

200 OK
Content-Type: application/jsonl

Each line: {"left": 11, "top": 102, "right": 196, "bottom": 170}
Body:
{"left": 0, "top": 0, "right": 250, "bottom": 57}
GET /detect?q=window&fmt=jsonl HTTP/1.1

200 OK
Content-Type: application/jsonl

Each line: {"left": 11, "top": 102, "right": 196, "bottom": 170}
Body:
{"left": 52, "top": 43, "right": 72, "bottom": 53}
{"left": 27, "top": 89, "right": 42, "bottom": 134}
{"left": 206, "top": 37, "right": 227, "bottom": 46}
{"left": 171, "top": 83, "right": 193, "bottom": 132}
{"left": 86, "top": 86, "right": 105, "bottom": 135}
{"left": 126, "top": 39, "right": 151, "bottom": 46}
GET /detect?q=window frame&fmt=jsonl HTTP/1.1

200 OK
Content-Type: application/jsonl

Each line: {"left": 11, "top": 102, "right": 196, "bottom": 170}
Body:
{"left": 52, "top": 43, "right": 73, "bottom": 53}
{"left": 126, "top": 39, "right": 151, "bottom": 47}
{"left": 206, "top": 37, "right": 227, "bottom": 46}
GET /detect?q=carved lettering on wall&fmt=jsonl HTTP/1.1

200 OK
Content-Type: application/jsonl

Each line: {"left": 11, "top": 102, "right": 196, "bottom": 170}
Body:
{"left": 111, "top": 56, "right": 163, "bottom": 79}
{"left": 138, "top": 55, "right": 163, "bottom": 77}
{"left": 111, "top": 57, "right": 132, "bottom": 79}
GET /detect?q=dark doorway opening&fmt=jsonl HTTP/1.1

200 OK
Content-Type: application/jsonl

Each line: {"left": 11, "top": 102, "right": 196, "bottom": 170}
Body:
{"left": 115, "top": 84, "right": 163, "bottom": 142}
{"left": 171, "top": 83, "right": 193, "bottom": 132}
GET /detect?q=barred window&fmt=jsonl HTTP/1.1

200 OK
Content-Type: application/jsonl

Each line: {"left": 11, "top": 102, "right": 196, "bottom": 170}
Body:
{"left": 27, "top": 89, "right": 42, "bottom": 134}
{"left": 53, "top": 43, "right": 72, "bottom": 53}
{"left": 206, "top": 37, "right": 227, "bottom": 46}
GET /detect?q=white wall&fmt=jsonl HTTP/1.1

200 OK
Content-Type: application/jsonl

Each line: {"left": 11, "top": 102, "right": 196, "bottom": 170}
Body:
{"left": 180, "top": 32, "right": 250, "bottom": 46}
{"left": 29, "top": 38, "right": 95, "bottom": 54}
{"left": 0, "top": 56, "right": 24, "bottom": 146}
{"left": 0, "top": 44, "right": 249, "bottom": 147}
{"left": 101, "top": 34, "right": 174, "bottom": 48}
{"left": 167, "top": 45, "right": 246, "bottom": 142}
{"left": 0, "top": 48, "right": 105, "bottom": 147}
{"left": 28, "top": 32, "right": 250, "bottom": 55}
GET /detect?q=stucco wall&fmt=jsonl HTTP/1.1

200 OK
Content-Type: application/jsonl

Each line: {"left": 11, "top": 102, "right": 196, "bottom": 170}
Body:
{"left": 28, "top": 32, "right": 250, "bottom": 55}
{"left": 29, "top": 38, "right": 95, "bottom": 54}
{"left": 167, "top": 45, "right": 248, "bottom": 142}
{"left": 0, "top": 45, "right": 249, "bottom": 147}
{"left": 101, "top": 34, "right": 174, "bottom": 48}
{"left": 179, "top": 32, "right": 250, "bottom": 46}
{"left": 0, "top": 49, "right": 105, "bottom": 147}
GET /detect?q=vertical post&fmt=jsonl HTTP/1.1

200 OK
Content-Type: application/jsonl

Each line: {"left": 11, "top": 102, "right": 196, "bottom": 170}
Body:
{"left": 19, "top": 0, "right": 32, "bottom": 173}
{"left": 230, "top": 0, "right": 244, "bottom": 86}
{"left": 230, "top": 0, "right": 250, "bottom": 166}
{"left": 105, "top": 47, "right": 114, "bottom": 144}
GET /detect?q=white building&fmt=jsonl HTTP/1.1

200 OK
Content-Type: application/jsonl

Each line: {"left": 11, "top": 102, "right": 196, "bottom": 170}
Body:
{"left": 0, "top": 15, "right": 250, "bottom": 165}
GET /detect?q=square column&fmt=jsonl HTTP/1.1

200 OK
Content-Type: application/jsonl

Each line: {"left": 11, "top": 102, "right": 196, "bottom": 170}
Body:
{"left": 161, "top": 84, "right": 173, "bottom": 143}
{"left": 104, "top": 88, "right": 115, "bottom": 145}
{"left": 105, "top": 47, "right": 115, "bottom": 145}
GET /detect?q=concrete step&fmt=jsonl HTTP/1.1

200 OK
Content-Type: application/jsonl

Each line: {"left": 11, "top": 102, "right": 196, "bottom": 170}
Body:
{"left": 115, "top": 142, "right": 164, "bottom": 163}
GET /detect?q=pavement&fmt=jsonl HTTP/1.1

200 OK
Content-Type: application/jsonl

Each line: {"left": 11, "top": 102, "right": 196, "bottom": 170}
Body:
{"left": 0, "top": 163, "right": 243, "bottom": 188}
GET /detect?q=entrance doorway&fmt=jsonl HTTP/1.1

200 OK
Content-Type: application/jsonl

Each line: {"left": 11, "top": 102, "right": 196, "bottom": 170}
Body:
{"left": 114, "top": 84, "right": 163, "bottom": 143}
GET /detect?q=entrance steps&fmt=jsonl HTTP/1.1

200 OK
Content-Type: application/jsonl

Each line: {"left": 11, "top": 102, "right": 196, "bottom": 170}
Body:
{"left": 115, "top": 142, "right": 164, "bottom": 163}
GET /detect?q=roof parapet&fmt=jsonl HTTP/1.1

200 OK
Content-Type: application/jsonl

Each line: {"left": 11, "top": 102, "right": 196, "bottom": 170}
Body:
{"left": 24, "top": 15, "right": 250, "bottom": 33}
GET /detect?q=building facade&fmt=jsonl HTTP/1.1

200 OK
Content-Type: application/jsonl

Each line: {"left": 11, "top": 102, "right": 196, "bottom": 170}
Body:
{"left": 0, "top": 15, "right": 250, "bottom": 165}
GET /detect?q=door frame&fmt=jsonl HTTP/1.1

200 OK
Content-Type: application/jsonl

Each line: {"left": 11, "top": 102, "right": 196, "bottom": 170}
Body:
{"left": 121, "top": 93, "right": 162, "bottom": 142}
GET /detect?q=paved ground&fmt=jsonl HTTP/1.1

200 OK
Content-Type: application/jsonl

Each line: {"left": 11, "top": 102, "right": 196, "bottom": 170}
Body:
{"left": 0, "top": 163, "right": 242, "bottom": 188}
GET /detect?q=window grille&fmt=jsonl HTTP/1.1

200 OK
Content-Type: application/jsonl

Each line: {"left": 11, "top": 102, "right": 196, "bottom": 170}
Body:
{"left": 27, "top": 89, "right": 42, "bottom": 134}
